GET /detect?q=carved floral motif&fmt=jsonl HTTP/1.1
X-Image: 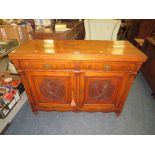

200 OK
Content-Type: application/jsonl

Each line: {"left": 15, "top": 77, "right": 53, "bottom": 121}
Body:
{"left": 40, "top": 79, "right": 65, "bottom": 100}
{"left": 89, "top": 80, "right": 114, "bottom": 100}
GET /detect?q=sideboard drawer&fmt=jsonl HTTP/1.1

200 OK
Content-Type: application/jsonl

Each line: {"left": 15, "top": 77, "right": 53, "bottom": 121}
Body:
{"left": 20, "top": 60, "right": 75, "bottom": 70}
{"left": 79, "top": 62, "right": 135, "bottom": 72}
{"left": 20, "top": 60, "right": 135, "bottom": 72}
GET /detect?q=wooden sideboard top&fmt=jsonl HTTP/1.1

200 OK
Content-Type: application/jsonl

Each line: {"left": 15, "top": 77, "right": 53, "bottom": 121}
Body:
{"left": 9, "top": 40, "right": 147, "bottom": 62}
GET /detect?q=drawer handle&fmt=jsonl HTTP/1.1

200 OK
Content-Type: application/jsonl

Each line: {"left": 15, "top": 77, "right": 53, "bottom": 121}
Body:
{"left": 42, "top": 64, "right": 50, "bottom": 69}
{"left": 104, "top": 64, "right": 111, "bottom": 71}
{"left": 71, "top": 91, "right": 76, "bottom": 107}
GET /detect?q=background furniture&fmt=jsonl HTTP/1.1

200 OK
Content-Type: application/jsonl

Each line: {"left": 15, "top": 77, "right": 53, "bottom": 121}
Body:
{"left": 30, "top": 21, "right": 85, "bottom": 40}
{"left": 135, "top": 20, "right": 155, "bottom": 38}
{"left": 9, "top": 40, "right": 146, "bottom": 116}
{"left": 125, "top": 20, "right": 155, "bottom": 47}
{"left": 141, "top": 37, "right": 155, "bottom": 97}
{"left": 84, "top": 19, "right": 121, "bottom": 40}
{"left": 0, "top": 39, "right": 18, "bottom": 59}
{"left": 0, "top": 25, "right": 30, "bottom": 45}
{"left": 127, "top": 20, "right": 155, "bottom": 39}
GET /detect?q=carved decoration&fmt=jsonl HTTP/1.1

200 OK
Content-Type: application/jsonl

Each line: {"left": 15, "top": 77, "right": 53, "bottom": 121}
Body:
{"left": 40, "top": 79, "right": 65, "bottom": 100}
{"left": 89, "top": 80, "right": 114, "bottom": 100}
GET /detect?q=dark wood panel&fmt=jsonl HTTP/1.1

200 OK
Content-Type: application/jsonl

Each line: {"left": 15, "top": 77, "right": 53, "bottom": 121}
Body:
{"left": 141, "top": 37, "right": 155, "bottom": 95}
{"left": 137, "top": 20, "right": 155, "bottom": 38}
{"left": 127, "top": 19, "right": 155, "bottom": 39}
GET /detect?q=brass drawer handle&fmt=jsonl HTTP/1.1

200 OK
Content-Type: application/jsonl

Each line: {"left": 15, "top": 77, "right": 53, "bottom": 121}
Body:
{"left": 42, "top": 64, "right": 50, "bottom": 69}
{"left": 104, "top": 64, "right": 111, "bottom": 71}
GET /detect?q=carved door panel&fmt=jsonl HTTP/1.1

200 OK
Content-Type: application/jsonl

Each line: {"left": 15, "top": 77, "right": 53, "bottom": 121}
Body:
{"left": 79, "top": 72, "right": 129, "bottom": 111}
{"left": 25, "top": 71, "right": 75, "bottom": 110}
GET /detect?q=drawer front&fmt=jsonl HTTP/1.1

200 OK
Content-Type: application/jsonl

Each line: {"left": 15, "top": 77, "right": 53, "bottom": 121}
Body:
{"left": 20, "top": 60, "right": 135, "bottom": 72}
{"left": 79, "top": 62, "right": 135, "bottom": 72}
{"left": 20, "top": 60, "right": 75, "bottom": 70}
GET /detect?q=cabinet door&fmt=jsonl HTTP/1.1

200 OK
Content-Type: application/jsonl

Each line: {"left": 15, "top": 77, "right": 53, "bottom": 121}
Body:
{"left": 25, "top": 71, "right": 74, "bottom": 111}
{"left": 79, "top": 72, "right": 129, "bottom": 112}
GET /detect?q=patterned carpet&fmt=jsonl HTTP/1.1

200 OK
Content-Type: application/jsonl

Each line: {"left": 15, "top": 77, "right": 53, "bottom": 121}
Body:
{"left": 4, "top": 72, "right": 155, "bottom": 135}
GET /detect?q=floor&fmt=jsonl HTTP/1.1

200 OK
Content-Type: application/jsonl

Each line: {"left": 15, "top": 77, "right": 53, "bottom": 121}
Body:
{"left": 4, "top": 72, "right": 155, "bottom": 135}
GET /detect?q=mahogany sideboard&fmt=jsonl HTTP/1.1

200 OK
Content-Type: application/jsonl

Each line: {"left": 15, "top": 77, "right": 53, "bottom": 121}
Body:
{"left": 9, "top": 40, "right": 147, "bottom": 116}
